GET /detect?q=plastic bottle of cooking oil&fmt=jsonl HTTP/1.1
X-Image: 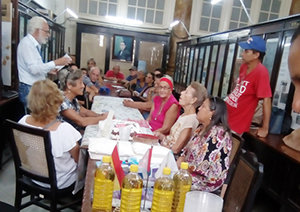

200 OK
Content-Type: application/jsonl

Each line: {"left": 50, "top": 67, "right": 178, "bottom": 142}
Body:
{"left": 151, "top": 167, "right": 174, "bottom": 212}
{"left": 171, "top": 162, "right": 192, "bottom": 212}
{"left": 120, "top": 164, "right": 143, "bottom": 212}
{"left": 92, "top": 156, "right": 115, "bottom": 212}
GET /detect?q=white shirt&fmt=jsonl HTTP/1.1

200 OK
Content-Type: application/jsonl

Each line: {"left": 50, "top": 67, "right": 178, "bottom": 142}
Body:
{"left": 19, "top": 115, "right": 82, "bottom": 189}
{"left": 17, "top": 34, "right": 55, "bottom": 85}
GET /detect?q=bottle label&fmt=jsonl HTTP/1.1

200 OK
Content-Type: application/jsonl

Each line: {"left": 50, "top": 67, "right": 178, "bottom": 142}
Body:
{"left": 172, "top": 184, "right": 191, "bottom": 212}
{"left": 92, "top": 179, "right": 114, "bottom": 210}
{"left": 151, "top": 190, "right": 174, "bottom": 212}
{"left": 120, "top": 188, "right": 142, "bottom": 211}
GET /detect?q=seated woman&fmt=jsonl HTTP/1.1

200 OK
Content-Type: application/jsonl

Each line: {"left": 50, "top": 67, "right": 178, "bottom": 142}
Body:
{"left": 177, "top": 97, "right": 232, "bottom": 192}
{"left": 131, "top": 72, "right": 155, "bottom": 102}
{"left": 155, "top": 82, "right": 207, "bottom": 156}
{"left": 58, "top": 69, "right": 108, "bottom": 133}
{"left": 18, "top": 79, "right": 81, "bottom": 189}
{"left": 128, "top": 70, "right": 147, "bottom": 94}
{"left": 123, "top": 73, "right": 160, "bottom": 119}
{"left": 147, "top": 76, "right": 181, "bottom": 135}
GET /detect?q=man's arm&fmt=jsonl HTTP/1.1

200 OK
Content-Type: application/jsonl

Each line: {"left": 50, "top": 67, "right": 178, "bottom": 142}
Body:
{"left": 123, "top": 99, "right": 152, "bottom": 111}
{"left": 257, "top": 97, "right": 271, "bottom": 137}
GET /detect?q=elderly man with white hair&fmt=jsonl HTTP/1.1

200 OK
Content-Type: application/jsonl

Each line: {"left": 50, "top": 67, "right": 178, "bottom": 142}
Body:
{"left": 17, "top": 16, "right": 71, "bottom": 111}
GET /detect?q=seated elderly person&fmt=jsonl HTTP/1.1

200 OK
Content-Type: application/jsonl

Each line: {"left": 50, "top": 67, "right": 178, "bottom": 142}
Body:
{"left": 83, "top": 66, "right": 104, "bottom": 100}
{"left": 177, "top": 97, "right": 232, "bottom": 192}
{"left": 132, "top": 72, "right": 155, "bottom": 101}
{"left": 83, "top": 66, "right": 103, "bottom": 92}
{"left": 123, "top": 72, "right": 159, "bottom": 119}
{"left": 104, "top": 65, "right": 125, "bottom": 81}
{"left": 126, "top": 66, "right": 138, "bottom": 81}
{"left": 129, "top": 70, "right": 150, "bottom": 94}
{"left": 87, "top": 58, "right": 96, "bottom": 71}
{"left": 147, "top": 76, "right": 180, "bottom": 135}
{"left": 155, "top": 82, "right": 207, "bottom": 156}
{"left": 18, "top": 79, "right": 81, "bottom": 189}
{"left": 58, "top": 69, "right": 108, "bottom": 133}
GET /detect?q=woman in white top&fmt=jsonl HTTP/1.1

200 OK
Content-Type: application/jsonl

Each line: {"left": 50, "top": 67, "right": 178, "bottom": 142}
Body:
{"left": 18, "top": 79, "right": 81, "bottom": 189}
{"left": 154, "top": 82, "right": 207, "bottom": 156}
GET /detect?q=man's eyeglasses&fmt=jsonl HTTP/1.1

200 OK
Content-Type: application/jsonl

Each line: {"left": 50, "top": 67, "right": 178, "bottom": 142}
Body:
{"left": 39, "top": 28, "right": 50, "bottom": 34}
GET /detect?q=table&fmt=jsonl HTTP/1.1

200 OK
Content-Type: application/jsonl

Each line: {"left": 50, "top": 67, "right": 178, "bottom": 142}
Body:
{"left": 81, "top": 158, "right": 96, "bottom": 212}
{"left": 102, "top": 80, "right": 131, "bottom": 97}
{"left": 81, "top": 96, "right": 150, "bottom": 147}
{"left": 78, "top": 96, "right": 170, "bottom": 212}
{"left": 78, "top": 95, "right": 155, "bottom": 210}
{"left": 243, "top": 129, "right": 300, "bottom": 211}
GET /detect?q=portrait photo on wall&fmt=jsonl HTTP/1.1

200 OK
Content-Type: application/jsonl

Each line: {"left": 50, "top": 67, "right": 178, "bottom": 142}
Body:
{"left": 112, "top": 34, "right": 134, "bottom": 62}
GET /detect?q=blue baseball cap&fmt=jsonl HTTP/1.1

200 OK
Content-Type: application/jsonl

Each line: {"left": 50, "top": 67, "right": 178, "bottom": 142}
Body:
{"left": 239, "top": 36, "right": 266, "bottom": 53}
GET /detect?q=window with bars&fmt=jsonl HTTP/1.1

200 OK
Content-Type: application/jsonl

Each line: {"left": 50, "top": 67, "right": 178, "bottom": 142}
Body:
{"left": 79, "top": 0, "right": 118, "bottom": 17}
{"left": 199, "top": 0, "right": 223, "bottom": 32}
{"left": 127, "top": 0, "right": 165, "bottom": 24}
{"left": 259, "top": 0, "right": 281, "bottom": 22}
{"left": 229, "top": 0, "right": 252, "bottom": 29}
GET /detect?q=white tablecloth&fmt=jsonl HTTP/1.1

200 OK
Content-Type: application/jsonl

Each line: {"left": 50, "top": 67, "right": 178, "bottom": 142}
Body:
{"left": 81, "top": 96, "right": 152, "bottom": 147}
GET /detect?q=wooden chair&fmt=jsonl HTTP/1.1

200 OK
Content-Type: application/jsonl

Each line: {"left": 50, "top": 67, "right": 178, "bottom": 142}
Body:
{"left": 229, "top": 133, "right": 244, "bottom": 165}
{"left": 223, "top": 150, "right": 264, "bottom": 212}
{"left": 5, "top": 119, "right": 81, "bottom": 212}
{"left": 0, "top": 202, "right": 18, "bottom": 212}
{"left": 220, "top": 132, "right": 244, "bottom": 197}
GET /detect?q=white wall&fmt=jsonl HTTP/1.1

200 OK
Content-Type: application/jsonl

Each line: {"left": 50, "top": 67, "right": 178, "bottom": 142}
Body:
{"left": 64, "top": 0, "right": 77, "bottom": 55}
{"left": 32, "top": 0, "right": 56, "bottom": 13}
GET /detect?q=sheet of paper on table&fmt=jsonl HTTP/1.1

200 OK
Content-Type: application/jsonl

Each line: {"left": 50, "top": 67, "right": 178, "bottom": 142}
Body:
{"left": 88, "top": 138, "right": 170, "bottom": 166}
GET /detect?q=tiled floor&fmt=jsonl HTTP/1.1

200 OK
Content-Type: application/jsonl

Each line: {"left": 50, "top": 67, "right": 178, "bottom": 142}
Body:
{"left": 0, "top": 159, "right": 76, "bottom": 211}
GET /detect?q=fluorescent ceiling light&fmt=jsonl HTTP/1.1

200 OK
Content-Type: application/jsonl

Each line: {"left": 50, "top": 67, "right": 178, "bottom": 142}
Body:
{"left": 169, "top": 20, "right": 180, "bottom": 28}
{"left": 169, "top": 20, "right": 191, "bottom": 39}
{"left": 66, "top": 8, "right": 78, "bottom": 19}
{"left": 105, "top": 16, "right": 142, "bottom": 25}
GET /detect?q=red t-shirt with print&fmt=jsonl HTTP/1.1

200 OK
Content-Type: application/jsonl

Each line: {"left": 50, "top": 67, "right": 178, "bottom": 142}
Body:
{"left": 225, "top": 63, "right": 272, "bottom": 134}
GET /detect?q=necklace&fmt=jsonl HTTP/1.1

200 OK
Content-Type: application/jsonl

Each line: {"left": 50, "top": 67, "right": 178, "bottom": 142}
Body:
{"left": 154, "top": 100, "right": 167, "bottom": 120}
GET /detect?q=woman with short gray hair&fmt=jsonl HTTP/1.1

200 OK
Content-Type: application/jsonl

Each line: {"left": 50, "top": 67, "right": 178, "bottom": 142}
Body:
{"left": 58, "top": 69, "right": 108, "bottom": 134}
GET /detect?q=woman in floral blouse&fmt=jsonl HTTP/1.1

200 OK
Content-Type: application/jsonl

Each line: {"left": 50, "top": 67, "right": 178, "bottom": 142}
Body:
{"left": 177, "top": 96, "right": 232, "bottom": 192}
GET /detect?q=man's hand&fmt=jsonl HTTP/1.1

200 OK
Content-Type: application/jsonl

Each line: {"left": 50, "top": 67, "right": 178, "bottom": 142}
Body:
{"left": 54, "top": 56, "right": 72, "bottom": 66}
{"left": 123, "top": 99, "right": 133, "bottom": 107}
{"left": 257, "top": 127, "right": 268, "bottom": 138}
{"left": 48, "top": 68, "right": 58, "bottom": 75}
{"left": 99, "top": 112, "right": 109, "bottom": 120}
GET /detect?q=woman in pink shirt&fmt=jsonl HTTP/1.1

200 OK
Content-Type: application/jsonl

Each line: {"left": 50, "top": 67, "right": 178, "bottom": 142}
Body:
{"left": 148, "top": 76, "right": 180, "bottom": 135}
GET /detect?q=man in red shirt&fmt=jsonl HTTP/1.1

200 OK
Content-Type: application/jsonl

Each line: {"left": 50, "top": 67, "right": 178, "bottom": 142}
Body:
{"left": 225, "top": 36, "right": 272, "bottom": 137}
{"left": 104, "top": 65, "right": 125, "bottom": 81}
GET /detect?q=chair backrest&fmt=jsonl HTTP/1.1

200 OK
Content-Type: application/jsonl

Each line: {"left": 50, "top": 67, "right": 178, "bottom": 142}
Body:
{"left": 5, "top": 119, "right": 57, "bottom": 188}
{"left": 229, "top": 133, "right": 244, "bottom": 165}
{"left": 223, "top": 151, "right": 264, "bottom": 212}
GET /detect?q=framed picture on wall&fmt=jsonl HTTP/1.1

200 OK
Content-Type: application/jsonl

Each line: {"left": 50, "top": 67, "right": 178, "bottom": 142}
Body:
{"left": 112, "top": 34, "right": 134, "bottom": 62}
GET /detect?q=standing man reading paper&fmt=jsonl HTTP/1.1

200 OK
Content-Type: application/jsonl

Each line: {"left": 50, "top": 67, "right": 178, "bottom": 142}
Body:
{"left": 225, "top": 36, "right": 272, "bottom": 137}
{"left": 17, "top": 16, "right": 71, "bottom": 110}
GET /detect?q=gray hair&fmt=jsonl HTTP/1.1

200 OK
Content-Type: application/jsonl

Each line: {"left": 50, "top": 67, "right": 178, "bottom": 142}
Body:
{"left": 189, "top": 81, "right": 208, "bottom": 108}
{"left": 58, "top": 68, "right": 83, "bottom": 90}
{"left": 27, "top": 16, "right": 47, "bottom": 34}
